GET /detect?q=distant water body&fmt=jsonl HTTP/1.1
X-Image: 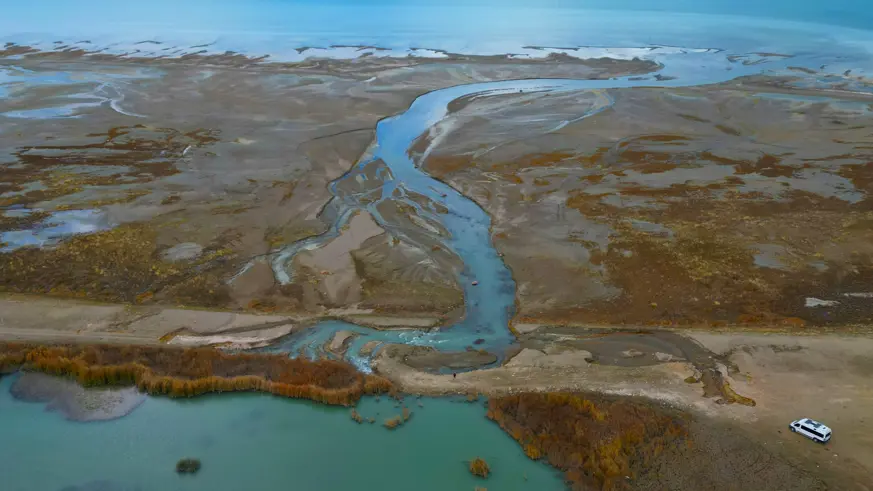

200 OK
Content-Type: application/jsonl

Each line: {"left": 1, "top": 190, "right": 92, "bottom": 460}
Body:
{"left": 3, "top": 1, "right": 873, "bottom": 73}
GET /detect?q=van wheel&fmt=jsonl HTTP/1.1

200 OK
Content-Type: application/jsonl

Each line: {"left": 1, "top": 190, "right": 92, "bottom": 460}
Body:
{"left": 790, "top": 427, "right": 796, "bottom": 433}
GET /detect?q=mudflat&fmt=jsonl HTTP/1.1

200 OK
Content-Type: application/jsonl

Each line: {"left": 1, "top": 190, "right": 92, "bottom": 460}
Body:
{"left": 0, "top": 48, "right": 654, "bottom": 321}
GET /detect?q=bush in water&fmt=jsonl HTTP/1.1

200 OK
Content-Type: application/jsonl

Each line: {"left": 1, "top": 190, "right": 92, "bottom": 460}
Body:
{"left": 176, "top": 458, "right": 201, "bottom": 474}
{"left": 469, "top": 457, "right": 490, "bottom": 478}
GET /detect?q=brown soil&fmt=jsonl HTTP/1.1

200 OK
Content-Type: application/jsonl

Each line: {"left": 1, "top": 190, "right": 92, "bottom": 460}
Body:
{"left": 634, "top": 418, "right": 828, "bottom": 491}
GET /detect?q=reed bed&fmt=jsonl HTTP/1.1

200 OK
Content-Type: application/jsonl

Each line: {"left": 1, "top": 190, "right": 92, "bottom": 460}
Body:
{"left": 0, "top": 342, "right": 392, "bottom": 406}
{"left": 487, "top": 392, "right": 688, "bottom": 491}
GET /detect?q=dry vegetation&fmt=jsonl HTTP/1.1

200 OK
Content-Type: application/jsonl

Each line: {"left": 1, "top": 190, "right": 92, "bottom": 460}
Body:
{"left": 0, "top": 125, "right": 239, "bottom": 309}
{"left": 487, "top": 393, "right": 688, "bottom": 491}
{"left": 383, "top": 406, "right": 412, "bottom": 429}
{"left": 427, "top": 113, "right": 873, "bottom": 328}
{"left": 383, "top": 415, "right": 403, "bottom": 429}
{"left": 469, "top": 457, "right": 491, "bottom": 478}
{"left": 0, "top": 224, "right": 235, "bottom": 307}
{"left": 0, "top": 342, "right": 391, "bottom": 406}
{"left": 0, "top": 125, "right": 217, "bottom": 212}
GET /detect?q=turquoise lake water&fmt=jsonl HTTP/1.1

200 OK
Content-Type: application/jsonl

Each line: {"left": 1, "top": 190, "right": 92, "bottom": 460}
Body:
{"left": 0, "top": 376, "right": 562, "bottom": 491}
{"left": 3, "top": 1, "right": 873, "bottom": 73}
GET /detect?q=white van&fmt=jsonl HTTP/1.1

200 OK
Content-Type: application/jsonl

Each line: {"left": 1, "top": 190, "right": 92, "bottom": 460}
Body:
{"left": 789, "top": 418, "right": 832, "bottom": 443}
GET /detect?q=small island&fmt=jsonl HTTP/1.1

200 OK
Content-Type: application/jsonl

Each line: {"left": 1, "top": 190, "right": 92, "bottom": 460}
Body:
{"left": 469, "top": 457, "right": 490, "bottom": 478}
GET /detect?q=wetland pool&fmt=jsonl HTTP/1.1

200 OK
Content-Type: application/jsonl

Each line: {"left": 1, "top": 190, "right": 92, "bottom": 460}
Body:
{"left": 0, "top": 375, "right": 562, "bottom": 491}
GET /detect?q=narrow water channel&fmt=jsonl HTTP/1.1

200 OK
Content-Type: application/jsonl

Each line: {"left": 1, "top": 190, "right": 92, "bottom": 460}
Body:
{"left": 261, "top": 51, "right": 811, "bottom": 370}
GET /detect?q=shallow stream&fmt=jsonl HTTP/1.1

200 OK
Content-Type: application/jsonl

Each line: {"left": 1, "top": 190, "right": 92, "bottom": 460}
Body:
{"left": 263, "top": 54, "right": 829, "bottom": 369}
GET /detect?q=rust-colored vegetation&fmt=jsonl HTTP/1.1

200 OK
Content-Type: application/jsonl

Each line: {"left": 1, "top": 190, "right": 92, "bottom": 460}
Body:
{"left": 487, "top": 393, "right": 688, "bottom": 491}
{"left": 469, "top": 457, "right": 490, "bottom": 478}
{"left": 0, "top": 126, "right": 234, "bottom": 307}
{"left": 383, "top": 407, "right": 412, "bottom": 429}
{"left": 0, "top": 342, "right": 391, "bottom": 406}
{"left": 423, "top": 155, "right": 471, "bottom": 178}
{"left": 0, "top": 224, "right": 234, "bottom": 307}
{"left": 0, "top": 125, "right": 218, "bottom": 210}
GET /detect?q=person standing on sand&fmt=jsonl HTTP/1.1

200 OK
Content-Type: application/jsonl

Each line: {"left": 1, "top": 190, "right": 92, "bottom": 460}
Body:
{"left": 453, "top": 373, "right": 456, "bottom": 379}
